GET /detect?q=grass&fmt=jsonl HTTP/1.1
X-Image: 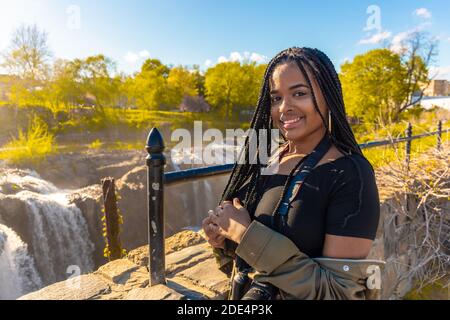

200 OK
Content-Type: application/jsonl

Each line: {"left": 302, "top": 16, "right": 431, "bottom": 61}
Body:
{"left": 88, "top": 139, "right": 103, "bottom": 149}
{"left": 403, "top": 278, "right": 449, "bottom": 300}
{"left": 355, "top": 109, "right": 450, "bottom": 168}
{"left": 0, "top": 116, "right": 56, "bottom": 165}
{"left": 362, "top": 131, "right": 449, "bottom": 169}
{"left": 55, "top": 107, "right": 251, "bottom": 134}
{"left": 105, "top": 141, "right": 144, "bottom": 151}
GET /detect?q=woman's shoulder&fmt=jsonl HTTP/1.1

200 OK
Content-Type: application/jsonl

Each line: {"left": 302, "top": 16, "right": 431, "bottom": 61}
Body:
{"left": 312, "top": 152, "right": 377, "bottom": 194}
{"left": 317, "top": 152, "right": 374, "bottom": 176}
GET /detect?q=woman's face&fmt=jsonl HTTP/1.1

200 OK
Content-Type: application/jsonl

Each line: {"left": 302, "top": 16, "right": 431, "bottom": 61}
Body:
{"left": 270, "top": 62, "right": 328, "bottom": 143}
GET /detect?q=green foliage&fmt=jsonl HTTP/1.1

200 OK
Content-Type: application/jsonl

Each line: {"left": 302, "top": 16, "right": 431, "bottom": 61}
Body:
{"left": 88, "top": 139, "right": 103, "bottom": 149}
{"left": 123, "top": 61, "right": 167, "bottom": 110}
{"left": 165, "top": 66, "right": 199, "bottom": 106}
{"left": 403, "top": 279, "right": 450, "bottom": 300}
{"left": 0, "top": 115, "right": 56, "bottom": 164}
{"left": 205, "top": 61, "right": 266, "bottom": 120}
{"left": 358, "top": 112, "right": 450, "bottom": 168}
{"left": 70, "top": 54, "right": 119, "bottom": 112}
{"left": 340, "top": 48, "right": 428, "bottom": 125}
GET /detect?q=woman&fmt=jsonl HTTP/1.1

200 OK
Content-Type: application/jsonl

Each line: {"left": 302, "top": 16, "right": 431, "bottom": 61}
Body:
{"left": 201, "top": 47, "right": 384, "bottom": 300}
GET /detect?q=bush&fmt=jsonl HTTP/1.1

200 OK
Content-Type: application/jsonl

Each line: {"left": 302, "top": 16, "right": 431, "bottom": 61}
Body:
{"left": 0, "top": 116, "right": 56, "bottom": 164}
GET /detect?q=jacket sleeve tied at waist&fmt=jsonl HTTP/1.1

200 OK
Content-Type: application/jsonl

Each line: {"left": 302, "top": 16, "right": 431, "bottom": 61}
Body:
{"left": 234, "top": 220, "right": 385, "bottom": 300}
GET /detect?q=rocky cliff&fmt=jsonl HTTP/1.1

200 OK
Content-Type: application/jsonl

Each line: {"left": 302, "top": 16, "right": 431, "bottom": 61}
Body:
{"left": 19, "top": 230, "right": 230, "bottom": 300}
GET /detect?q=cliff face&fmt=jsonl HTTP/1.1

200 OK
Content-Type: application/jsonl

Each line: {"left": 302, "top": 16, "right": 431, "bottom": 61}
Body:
{"left": 19, "top": 230, "right": 230, "bottom": 300}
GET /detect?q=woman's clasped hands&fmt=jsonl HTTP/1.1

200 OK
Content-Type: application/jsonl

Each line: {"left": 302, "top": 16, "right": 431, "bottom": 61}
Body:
{"left": 201, "top": 198, "right": 252, "bottom": 248}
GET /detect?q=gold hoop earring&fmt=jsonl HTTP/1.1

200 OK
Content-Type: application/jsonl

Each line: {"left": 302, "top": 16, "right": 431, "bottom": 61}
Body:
{"left": 328, "top": 111, "right": 332, "bottom": 133}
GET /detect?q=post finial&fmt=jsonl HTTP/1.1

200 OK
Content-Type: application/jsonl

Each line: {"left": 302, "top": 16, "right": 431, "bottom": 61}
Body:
{"left": 146, "top": 127, "right": 165, "bottom": 154}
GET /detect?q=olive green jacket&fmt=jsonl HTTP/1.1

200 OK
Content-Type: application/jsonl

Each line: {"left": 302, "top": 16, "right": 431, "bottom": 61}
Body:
{"left": 213, "top": 220, "right": 385, "bottom": 300}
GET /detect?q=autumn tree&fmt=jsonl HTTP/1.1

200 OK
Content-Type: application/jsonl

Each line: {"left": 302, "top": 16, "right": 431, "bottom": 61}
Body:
{"left": 1, "top": 24, "right": 52, "bottom": 82}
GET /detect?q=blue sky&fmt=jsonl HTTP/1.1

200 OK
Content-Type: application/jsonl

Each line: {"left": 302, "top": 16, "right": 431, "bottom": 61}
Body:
{"left": 1, "top": 0, "right": 450, "bottom": 79}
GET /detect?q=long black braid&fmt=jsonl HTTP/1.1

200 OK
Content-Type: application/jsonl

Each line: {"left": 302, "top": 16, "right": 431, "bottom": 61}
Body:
{"left": 219, "top": 47, "right": 369, "bottom": 220}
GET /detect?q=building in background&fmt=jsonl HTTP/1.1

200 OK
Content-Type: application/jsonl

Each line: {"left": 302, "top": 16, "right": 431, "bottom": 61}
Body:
{"left": 423, "top": 79, "right": 450, "bottom": 97}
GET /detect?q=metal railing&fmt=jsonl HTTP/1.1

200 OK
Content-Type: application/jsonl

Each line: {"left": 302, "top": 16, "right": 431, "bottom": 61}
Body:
{"left": 145, "top": 120, "right": 448, "bottom": 285}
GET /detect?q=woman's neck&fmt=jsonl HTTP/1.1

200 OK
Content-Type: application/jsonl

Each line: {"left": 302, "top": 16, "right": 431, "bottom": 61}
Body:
{"left": 287, "top": 127, "right": 327, "bottom": 156}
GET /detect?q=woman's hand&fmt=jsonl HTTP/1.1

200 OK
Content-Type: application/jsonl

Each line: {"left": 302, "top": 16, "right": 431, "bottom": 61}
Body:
{"left": 201, "top": 215, "right": 226, "bottom": 249}
{"left": 209, "top": 198, "right": 252, "bottom": 244}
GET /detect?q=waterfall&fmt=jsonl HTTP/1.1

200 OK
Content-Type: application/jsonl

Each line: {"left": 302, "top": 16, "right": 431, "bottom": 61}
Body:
{"left": 0, "top": 224, "right": 42, "bottom": 300}
{"left": 0, "top": 169, "right": 95, "bottom": 298}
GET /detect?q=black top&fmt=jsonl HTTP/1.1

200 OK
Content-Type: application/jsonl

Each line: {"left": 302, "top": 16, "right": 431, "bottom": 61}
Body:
{"left": 235, "top": 153, "right": 380, "bottom": 258}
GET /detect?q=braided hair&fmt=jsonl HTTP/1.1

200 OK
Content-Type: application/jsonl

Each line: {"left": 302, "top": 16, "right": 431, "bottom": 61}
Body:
{"left": 219, "top": 47, "right": 367, "bottom": 218}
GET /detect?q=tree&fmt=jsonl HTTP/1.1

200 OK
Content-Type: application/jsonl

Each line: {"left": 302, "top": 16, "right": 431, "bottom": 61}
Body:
{"left": 340, "top": 32, "right": 437, "bottom": 125}
{"left": 1, "top": 24, "right": 52, "bottom": 82}
{"left": 205, "top": 61, "right": 265, "bottom": 122}
{"left": 340, "top": 48, "right": 430, "bottom": 125}
{"left": 124, "top": 59, "right": 168, "bottom": 109}
{"left": 340, "top": 49, "right": 406, "bottom": 125}
{"left": 191, "top": 64, "right": 205, "bottom": 97}
{"left": 166, "top": 66, "right": 198, "bottom": 106}
{"left": 40, "top": 59, "right": 83, "bottom": 113}
{"left": 394, "top": 31, "right": 437, "bottom": 118}
{"left": 70, "top": 54, "right": 118, "bottom": 113}
{"left": 239, "top": 62, "right": 266, "bottom": 108}
{"left": 141, "top": 58, "right": 170, "bottom": 78}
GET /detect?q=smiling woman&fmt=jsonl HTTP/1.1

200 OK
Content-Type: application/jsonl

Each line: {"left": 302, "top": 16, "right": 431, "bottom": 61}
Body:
{"left": 202, "top": 47, "right": 384, "bottom": 300}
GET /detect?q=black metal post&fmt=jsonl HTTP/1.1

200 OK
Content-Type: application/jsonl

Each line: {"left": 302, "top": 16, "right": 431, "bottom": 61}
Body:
{"left": 145, "top": 127, "right": 166, "bottom": 286}
{"left": 405, "top": 122, "right": 412, "bottom": 171}
{"left": 437, "top": 120, "right": 442, "bottom": 151}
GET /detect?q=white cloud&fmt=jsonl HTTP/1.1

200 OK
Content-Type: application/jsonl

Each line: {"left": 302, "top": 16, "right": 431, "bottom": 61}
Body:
{"left": 124, "top": 51, "right": 139, "bottom": 63}
{"left": 390, "top": 30, "right": 414, "bottom": 53}
{"left": 429, "top": 66, "right": 450, "bottom": 80}
{"left": 250, "top": 52, "right": 267, "bottom": 63}
{"left": 414, "top": 8, "right": 432, "bottom": 19}
{"left": 389, "top": 23, "right": 431, "bottom": 54}
{"left": 359, "top": 31, "right": 392, "bottom": 45}
{"left": 215, "top": 51, "right": 268, "bottom": 64}
{"left": 217, "top": 56, "right": 228, "bottom": 63}
{"left": 139, "top": 50, "right": 150, "bottom": 58}
{"left": 124, "top": 50, "right": 150, "bottom": 64}
{"left": 230, "top": 52, "right": 242, "bottom": 62}
{"left": 204, "top": 59, "right": 212, "bottom": 67}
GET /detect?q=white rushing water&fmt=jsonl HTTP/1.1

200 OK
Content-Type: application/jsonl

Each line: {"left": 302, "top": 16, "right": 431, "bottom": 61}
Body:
{"left": 0, "top": 170, "right": 95, "bottom": 299}
{"left": 0, "top": 224, "right": 42, "bottom": 300}
{"left": 170, "top": 139, "right": 242, "bottom": 168}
